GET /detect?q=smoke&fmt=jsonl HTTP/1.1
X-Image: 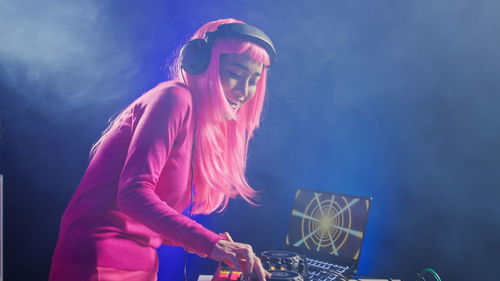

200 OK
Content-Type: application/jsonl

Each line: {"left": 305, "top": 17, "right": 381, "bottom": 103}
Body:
{"left": 245, "top": 0, "right": 500, "bottom": 278}
{"left": 0, "top": 0, "right": 144, "bottom": 111}
{"left": 1, "top": 0, "right": 500, "bottom": 280}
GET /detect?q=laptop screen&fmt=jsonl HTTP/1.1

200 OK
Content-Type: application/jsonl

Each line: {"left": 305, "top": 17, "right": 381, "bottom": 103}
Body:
{"left": 285, "top": 189, "right": 371, "bottom": 265}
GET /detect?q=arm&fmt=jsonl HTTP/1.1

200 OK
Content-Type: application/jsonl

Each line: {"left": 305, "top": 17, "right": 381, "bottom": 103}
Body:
{"left": 116, "top": 84, "right": 221, "bottom": 256}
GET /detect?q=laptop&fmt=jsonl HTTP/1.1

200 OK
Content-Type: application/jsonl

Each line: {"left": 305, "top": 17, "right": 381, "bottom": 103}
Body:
{"left": 284, "top": 188, "right": 372, "bottom": 281}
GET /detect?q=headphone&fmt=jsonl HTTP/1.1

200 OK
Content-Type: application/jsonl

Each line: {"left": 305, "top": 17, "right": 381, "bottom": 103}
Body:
{"left": 180, "top": 23, "right": 277, "bottom": 74}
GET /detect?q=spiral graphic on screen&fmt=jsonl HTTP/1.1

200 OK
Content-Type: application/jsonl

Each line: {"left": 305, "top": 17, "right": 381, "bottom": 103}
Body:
{"left": 288, "top": 191, "right": 367, "bottom": 257}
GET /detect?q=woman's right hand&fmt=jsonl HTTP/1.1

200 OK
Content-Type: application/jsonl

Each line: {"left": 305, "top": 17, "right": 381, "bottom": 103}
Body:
{"left": 209, "top": 232, "right": 270, "bottom": 281}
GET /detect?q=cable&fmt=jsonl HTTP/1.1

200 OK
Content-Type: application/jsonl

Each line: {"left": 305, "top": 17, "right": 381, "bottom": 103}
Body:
{"left": 402, "top": 272, "right": 425, "bottom": 281}
{"left": 184, "top": 106, "right": 196, "bottom": 281}
{"left": 336, "top": 270, "right": 358, "bottom": 281}
{"left": 184, "top": 251, "right": 189, "bottom": 281}
{"left": 400, "top": 268, "right": 441, "bottom": 281}
{"left": 421, "top": 268, "right": 441, "bottom": 281}
{"left": 352, "top": 268, "right": 441, "bottom": 281}
{"left": 181, "top": 66, "right": 188, "bottom": 88}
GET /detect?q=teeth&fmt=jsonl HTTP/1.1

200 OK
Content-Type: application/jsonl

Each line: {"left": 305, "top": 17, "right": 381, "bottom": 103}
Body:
{"left": 228, "top": 100, "right": 239, "bottom": 108}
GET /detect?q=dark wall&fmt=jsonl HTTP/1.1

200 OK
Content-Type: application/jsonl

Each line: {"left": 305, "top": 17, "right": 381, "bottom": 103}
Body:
{"left": 1, "top": 0, "right": 499, "bottom": 280}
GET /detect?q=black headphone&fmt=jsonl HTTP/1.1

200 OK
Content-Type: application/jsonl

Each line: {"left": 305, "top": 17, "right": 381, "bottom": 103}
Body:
{"left": 179, "top": 23, "right": 277, "bottom": 75}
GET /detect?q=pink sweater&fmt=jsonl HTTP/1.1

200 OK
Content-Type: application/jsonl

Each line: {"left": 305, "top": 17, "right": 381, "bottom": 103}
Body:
{"left": 51, "top": 81, "right": 221, "bottom": 271}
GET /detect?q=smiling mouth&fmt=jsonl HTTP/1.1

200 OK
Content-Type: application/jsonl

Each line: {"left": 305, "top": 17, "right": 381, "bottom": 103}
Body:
{"left": 229, "top": 101, "right": 240, "bottom": 108}
{"left": 226, "top": 96, "right": 242, "bottom": 109}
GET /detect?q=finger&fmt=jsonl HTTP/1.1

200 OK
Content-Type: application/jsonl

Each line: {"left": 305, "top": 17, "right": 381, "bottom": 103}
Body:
{"left": 220, "top": 232, "right": 234, "bottom": 242}
{"left": 253, "top": 256, "right": 268, "bottom": 281}
{"left": 233, "top": 246, "right": 254, "bottom": 273}
{"left": 229, "top": 253, "right": 240, "bottom": 271}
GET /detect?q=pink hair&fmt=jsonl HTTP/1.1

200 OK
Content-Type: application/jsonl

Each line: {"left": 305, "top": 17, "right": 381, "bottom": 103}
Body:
{"left": 173, "top": 19, "right": 271, "bottom": 214}
{"left": 92, "top": 18, "right": 271, "bottom": 215}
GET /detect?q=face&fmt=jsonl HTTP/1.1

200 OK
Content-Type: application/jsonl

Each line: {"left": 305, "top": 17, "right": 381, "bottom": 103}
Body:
{"left": 219, "top": 53, "right": 264, "bottom": 111}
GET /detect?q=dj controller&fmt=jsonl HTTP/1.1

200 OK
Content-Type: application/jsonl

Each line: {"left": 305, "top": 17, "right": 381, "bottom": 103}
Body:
{"left": 212, "top": 250, "right": 308, "bottom": 281}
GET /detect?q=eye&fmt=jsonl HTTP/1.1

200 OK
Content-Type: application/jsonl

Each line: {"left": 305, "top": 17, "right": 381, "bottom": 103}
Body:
{"left": 227, "top": 71, "right": 240, "bottom": 79}
{"left": 249, "top": 80, "right": 257, "bottom": 86}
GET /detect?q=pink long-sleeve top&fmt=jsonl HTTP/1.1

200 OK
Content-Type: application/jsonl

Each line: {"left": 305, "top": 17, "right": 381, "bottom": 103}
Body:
{"left": 51, "top": 81, "right": 222, "bottom": 271}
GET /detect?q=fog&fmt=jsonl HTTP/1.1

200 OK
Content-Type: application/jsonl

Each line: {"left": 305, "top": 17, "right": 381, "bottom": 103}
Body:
{"left": 1, "top": 0, "right": 499, "bottom": 280}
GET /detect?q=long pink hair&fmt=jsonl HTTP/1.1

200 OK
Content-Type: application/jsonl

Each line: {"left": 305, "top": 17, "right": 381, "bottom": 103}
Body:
{"left": 172, "top": 18, "right": 271, "bottom": 214}
{"left": 92, "top": 18, "right": 271, "bottom": 215}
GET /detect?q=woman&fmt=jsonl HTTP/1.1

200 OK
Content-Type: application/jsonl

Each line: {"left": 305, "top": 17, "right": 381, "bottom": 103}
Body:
{"left": 49, "top": 18, "right": 276, "bottom": 281}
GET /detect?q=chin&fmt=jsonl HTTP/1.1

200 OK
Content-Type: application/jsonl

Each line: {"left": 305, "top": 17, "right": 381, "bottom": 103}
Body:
{"left": 224, "top": 111, "right": 235, "bottom": 121}
{"left": 224, "top": 108, "right": 240, "bottom": 121}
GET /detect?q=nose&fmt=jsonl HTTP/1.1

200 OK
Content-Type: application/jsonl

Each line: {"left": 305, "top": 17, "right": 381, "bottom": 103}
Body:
{"left": 235, "top": 81, "right": 249, "bottom": 101}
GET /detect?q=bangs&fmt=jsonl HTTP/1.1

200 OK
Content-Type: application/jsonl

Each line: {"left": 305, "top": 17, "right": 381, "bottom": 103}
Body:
{"left": 213, "top": 38, "right": 271, "bottom": 66}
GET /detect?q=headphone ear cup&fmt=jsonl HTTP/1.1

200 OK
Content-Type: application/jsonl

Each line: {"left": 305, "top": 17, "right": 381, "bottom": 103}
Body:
{"left": 180, "top": 38, "right": 212, "bottom": 75}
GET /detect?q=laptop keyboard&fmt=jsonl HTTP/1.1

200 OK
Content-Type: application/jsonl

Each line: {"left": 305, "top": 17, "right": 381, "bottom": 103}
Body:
{"left": 306, "top": 257, "right": 349, "bottom": 281}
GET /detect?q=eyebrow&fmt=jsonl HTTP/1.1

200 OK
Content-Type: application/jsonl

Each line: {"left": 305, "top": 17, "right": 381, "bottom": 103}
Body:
{"left": 230, "top": 63, "right": 262, "bottom": 76}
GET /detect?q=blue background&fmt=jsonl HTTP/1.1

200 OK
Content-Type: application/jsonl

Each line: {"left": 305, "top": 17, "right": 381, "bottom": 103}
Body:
{"left": 1, "top": 0, "right": 499, "bottom": 280}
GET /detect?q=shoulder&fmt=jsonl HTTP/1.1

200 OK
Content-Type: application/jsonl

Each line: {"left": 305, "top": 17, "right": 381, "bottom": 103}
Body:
{"left": 136, "top": 81, "right": 193, "bottom": 115}
{"left": 153, "top": 81, "right": 193, "bottom": 109}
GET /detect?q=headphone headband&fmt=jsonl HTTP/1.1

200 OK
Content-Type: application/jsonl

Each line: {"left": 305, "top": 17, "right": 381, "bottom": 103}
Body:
{"left": 180, "top": 23, "right": 276, "bottom": 74}
{"left": 206, "top": 23, "right": 277, "bottom": 63}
